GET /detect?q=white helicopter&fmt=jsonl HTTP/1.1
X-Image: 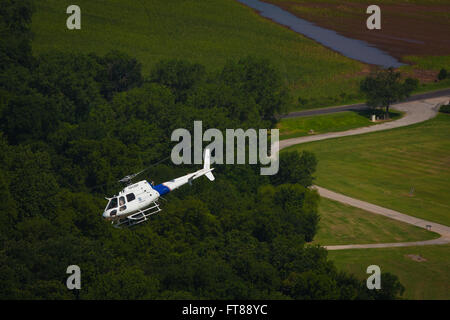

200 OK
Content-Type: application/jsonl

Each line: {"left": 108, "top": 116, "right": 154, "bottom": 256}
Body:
{"left": 102, "top": 149, "right": 215, "bottom": 228}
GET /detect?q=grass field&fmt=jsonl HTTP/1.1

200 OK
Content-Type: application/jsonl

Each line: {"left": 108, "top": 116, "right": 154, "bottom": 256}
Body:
{"left": 287, "top": 113, "right": 450, "bottom": 226}
{"left": 313, "top": 198, "right": 439, "bottom": 246}
{"left": 403, "top": 56, "right": 450, "bottom": 72}
{"left": 328, "top": 245, "right": 450, "bottom": 300}
{"left": 401, "top": 55, "right": 450, "bottom": 92}
{"left": 31, "top": 0, "right": 366, "bottom": 110}
{"left": 278, "top": 110, "right": 402, "bottom": 140}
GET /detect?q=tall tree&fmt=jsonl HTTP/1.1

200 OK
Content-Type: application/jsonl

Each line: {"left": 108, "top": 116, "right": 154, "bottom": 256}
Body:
{"left": 220, "top": 56, "right": 289, "bottom": 123}
{"left": 96, "top": 50, "right": 143, "bottom": 100}
{"left": 271, "top": 151, "right": 317, "bottom": 187}
{"left": 0, "top": 0, "right": 34, "bottom": 70}
{"left": 360, "top": 68, "right": 418, "bottom": 119}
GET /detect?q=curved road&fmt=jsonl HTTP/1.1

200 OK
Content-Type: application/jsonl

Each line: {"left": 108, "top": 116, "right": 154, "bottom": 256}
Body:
{"left": 316, "top": 186, "right": 450, "bottom": 250}
{"left": 278, "top": 95, "right": 450, "bottom": 250}
{"left": 280, "top": 88, "right": 450, "bottom": 119}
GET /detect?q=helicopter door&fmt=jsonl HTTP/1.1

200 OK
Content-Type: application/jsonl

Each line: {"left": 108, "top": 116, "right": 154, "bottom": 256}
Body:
{"left": 118, "top": 196, "right": 127, "bottom": 212}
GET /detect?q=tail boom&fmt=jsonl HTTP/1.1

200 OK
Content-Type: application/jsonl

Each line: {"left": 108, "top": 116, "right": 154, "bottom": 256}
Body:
{"left": 152, "top": 148, "right": 215, "bottom": 195}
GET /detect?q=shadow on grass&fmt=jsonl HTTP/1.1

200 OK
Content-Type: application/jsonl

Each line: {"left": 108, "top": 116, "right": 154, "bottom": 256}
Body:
{"left": 352, "top": 108, "right": 402, "bottom": 121}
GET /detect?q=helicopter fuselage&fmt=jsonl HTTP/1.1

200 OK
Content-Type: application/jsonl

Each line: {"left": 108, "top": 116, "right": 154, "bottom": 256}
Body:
{"left": 102, "top": 180, "right": 159, "bottom": 221}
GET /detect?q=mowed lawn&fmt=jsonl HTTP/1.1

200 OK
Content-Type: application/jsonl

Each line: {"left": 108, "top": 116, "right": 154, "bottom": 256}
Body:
{"left": 313, "top": 198, "right": 439, "bottom": 246}
{"left": 31, "top": 0, "right": 364, "bottom": 109}
{"left": 278, "top": 110, "right": 402, "bottom": 140}
{"left": 287, "top": 114, "right": 450, "bottom": 226}
{"left": 328, "top": 245, "right": 450, "bottom": 300}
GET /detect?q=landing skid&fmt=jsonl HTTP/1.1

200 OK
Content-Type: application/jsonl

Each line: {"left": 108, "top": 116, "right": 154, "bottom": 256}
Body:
{"left": 113, "top": 201, "right": 162, "bottom": 228}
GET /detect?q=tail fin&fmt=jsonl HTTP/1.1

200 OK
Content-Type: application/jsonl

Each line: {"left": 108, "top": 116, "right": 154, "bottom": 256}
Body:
{"left": 203, "top": 148, "right": 215, "bottom": 181}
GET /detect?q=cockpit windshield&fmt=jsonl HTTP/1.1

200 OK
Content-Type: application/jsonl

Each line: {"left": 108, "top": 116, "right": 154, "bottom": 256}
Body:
{"left": 106, "top": 198, "right": 118, "bottom": 210}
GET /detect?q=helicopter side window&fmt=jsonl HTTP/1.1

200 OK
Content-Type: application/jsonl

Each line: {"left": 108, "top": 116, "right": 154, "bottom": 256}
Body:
{"left": 107, "top": 198, "right": 118, "bottom": 210}
{"left": 119, "top": 196, "right": 126, "bottom": 206}
{"left": 126, "top": 193, "right": 135, "bottom": 202}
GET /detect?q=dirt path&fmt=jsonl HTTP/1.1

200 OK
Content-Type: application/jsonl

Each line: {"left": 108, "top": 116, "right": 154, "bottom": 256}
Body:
{"left": 278, "top": 95, "right": 450, "bottom": 250}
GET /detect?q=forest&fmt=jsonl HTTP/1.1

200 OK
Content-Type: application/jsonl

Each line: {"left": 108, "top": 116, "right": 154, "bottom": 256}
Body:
{"left": 0, "top": 0, "right": 404, "bottom": 299}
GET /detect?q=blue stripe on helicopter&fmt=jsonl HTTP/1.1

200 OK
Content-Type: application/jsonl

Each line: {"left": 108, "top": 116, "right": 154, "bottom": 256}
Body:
{"left": 152, "top": 183, "right": 170, "bottom": 196}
